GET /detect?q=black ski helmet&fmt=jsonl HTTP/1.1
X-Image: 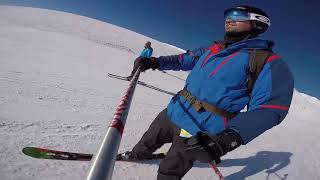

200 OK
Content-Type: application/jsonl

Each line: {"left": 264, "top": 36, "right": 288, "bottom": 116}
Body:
{"left": 145, "top": 41, "right": 151, "bottom": 48}
{"left": 224, "top": 5, "right": 270, "bottom": 34}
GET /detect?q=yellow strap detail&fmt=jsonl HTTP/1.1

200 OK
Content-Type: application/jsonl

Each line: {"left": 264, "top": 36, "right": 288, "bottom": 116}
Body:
{"left": 179, "top": 128, "right": 192, "bottom": 138}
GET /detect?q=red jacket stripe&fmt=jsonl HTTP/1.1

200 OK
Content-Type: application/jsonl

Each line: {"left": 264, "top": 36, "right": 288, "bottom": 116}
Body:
{"left": 260, "top": 104, "right": 289, "bottom": 111}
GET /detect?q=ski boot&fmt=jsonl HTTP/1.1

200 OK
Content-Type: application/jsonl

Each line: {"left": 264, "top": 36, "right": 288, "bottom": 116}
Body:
{"left": 116, "top": 151, "right": 138, "bottom": 161}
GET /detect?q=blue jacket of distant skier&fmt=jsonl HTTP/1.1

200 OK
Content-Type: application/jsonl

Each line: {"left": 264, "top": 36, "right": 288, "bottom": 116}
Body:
{"left": 140, "top": 48, "right": 153, "bottom": 58}
{"left": 157, "top": 38, "right": 294, "bottom": 144}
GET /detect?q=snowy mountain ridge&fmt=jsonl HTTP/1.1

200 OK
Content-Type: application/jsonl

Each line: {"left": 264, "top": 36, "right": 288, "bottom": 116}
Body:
{"left": 0, "top": 5, "right": 184, "bottom": 57}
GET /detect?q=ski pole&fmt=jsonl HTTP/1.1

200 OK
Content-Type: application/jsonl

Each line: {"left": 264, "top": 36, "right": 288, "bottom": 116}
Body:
{"left": 209, "top": 162, "right": 225, "bottom": 180}
{"left": 86, "top": 67, "right": 142, "bottom": 180}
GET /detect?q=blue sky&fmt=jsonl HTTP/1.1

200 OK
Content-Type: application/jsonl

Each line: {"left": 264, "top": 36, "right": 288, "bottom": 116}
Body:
{"left": 1, "top": 0, "right": 319, "bottom": 99}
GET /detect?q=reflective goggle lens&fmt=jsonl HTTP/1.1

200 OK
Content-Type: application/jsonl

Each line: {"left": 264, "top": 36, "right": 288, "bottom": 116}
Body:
{"left": 224, "top": 10, "right": 250, "bottom": 21}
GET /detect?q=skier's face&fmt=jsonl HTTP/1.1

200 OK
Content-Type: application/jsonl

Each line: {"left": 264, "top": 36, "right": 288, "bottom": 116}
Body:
{"left": 224, "top": 19, "right": 252, "bottom": 33}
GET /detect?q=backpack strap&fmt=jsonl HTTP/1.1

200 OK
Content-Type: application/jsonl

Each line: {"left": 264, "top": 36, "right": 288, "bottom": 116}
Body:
{"left": 179, "top": 89, "right": 238, "bottom": 120}
{"left": 247, "top": 49, "right": 273, "bottom": 107}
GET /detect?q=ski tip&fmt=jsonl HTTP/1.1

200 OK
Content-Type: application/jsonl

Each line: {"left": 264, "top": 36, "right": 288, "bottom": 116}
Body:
{"left": 22, "top": 147, "right": 48, "bottom": 159}
{"left": 22, "top": 147, "right": 37, "bottom": 156}
{"left": 22, "top": 146, "right": 36, "bottom": 154}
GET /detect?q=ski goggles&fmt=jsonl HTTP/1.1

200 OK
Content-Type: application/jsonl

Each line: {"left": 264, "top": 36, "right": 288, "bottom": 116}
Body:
{"left": 224, "top": 10, "right": 271, "bottom": 26}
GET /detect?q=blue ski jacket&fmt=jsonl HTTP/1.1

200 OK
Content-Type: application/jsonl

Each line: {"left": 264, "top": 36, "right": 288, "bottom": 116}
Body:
{"left": 140, "top": 48, "right": 153, "bottom": 58}
{"left": 157, "top": 38, "right": 294, "bottom": 144}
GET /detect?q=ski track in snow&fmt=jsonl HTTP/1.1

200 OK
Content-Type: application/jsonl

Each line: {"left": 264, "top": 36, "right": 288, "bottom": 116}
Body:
{"left": 0, "top": 5, "right": 320, "bottom": 180}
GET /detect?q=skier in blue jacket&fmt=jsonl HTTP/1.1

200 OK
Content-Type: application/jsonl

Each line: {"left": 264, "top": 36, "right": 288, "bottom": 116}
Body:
{"left": 119, "top": 5, "right": 294, "bottom": 180}
{"left": 140, "top": 41, "right": 153, "bottom": 57}
{"left": 127, "top": 41, "right": 153, "bottom": 80}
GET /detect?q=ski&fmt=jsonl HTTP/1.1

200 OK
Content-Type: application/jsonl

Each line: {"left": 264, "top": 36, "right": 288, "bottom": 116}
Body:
{"left": 107, "top": 73, "right": 131, "bottom": 80}
{"left": 107, "top": 73, "right": 147, "bottom": 85}
{"left": 22, "top": 147, "right": 165, "bottom": 162}
{"left": 23, "top": 147, "right": 224, "bottom": 179}
{"left": 22, "top": 147, "right": 92, "bottom": 161}
{"left": 108, "top": 73, "right": 176, "bottom": 96}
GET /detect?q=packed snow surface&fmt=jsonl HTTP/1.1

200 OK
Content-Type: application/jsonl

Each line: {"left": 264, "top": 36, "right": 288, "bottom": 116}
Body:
{"left": 0, "top": 5, "right": 319, "bottom": 180}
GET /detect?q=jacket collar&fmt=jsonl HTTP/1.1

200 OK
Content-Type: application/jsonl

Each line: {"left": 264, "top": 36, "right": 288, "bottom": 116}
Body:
{"left": 225, "top": 38, "right": 274, "bottom": 52}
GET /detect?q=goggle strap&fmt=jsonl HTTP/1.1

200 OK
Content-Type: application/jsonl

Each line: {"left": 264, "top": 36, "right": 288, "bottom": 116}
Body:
{"left": 249, "top": 13, "right": 271, "bottom": 26}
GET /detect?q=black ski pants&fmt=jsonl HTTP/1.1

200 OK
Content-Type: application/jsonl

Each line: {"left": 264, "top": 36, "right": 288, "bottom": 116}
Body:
{"left": 129, "top": 57, "right": 142, "bottom": 78}
{"left": 132, "top": 109, "right": 195, "bottom": 180}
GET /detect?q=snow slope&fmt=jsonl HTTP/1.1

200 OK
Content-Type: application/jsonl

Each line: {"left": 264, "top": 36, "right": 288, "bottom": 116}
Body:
{"left": 0, "top": 5, "right": 319, "bottom": 180}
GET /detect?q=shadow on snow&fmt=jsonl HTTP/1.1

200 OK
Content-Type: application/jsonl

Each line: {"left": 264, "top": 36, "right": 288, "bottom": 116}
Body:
{"left": 120, "top": 151, "right": 292, "bottom": 180}
{"left": 195, "top": 151, "right": 292, "bottom": 180}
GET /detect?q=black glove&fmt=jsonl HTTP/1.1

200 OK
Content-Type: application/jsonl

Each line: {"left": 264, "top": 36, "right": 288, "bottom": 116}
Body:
{"left": 184, "top": 129, "right": 243, "bottom": 163}
{"left": 133, "top": 57, "right": 160, "bottom": 72}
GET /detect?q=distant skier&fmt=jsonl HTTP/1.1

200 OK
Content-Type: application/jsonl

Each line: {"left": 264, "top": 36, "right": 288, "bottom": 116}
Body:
{"left": 126, "top": 41, "right": 153, "bottom": 80}
{"left": 140, "top": 41, "right": 153, "bottom": 58}
{"left": 119, "top": 5, "right": 294, "bottom": 180}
